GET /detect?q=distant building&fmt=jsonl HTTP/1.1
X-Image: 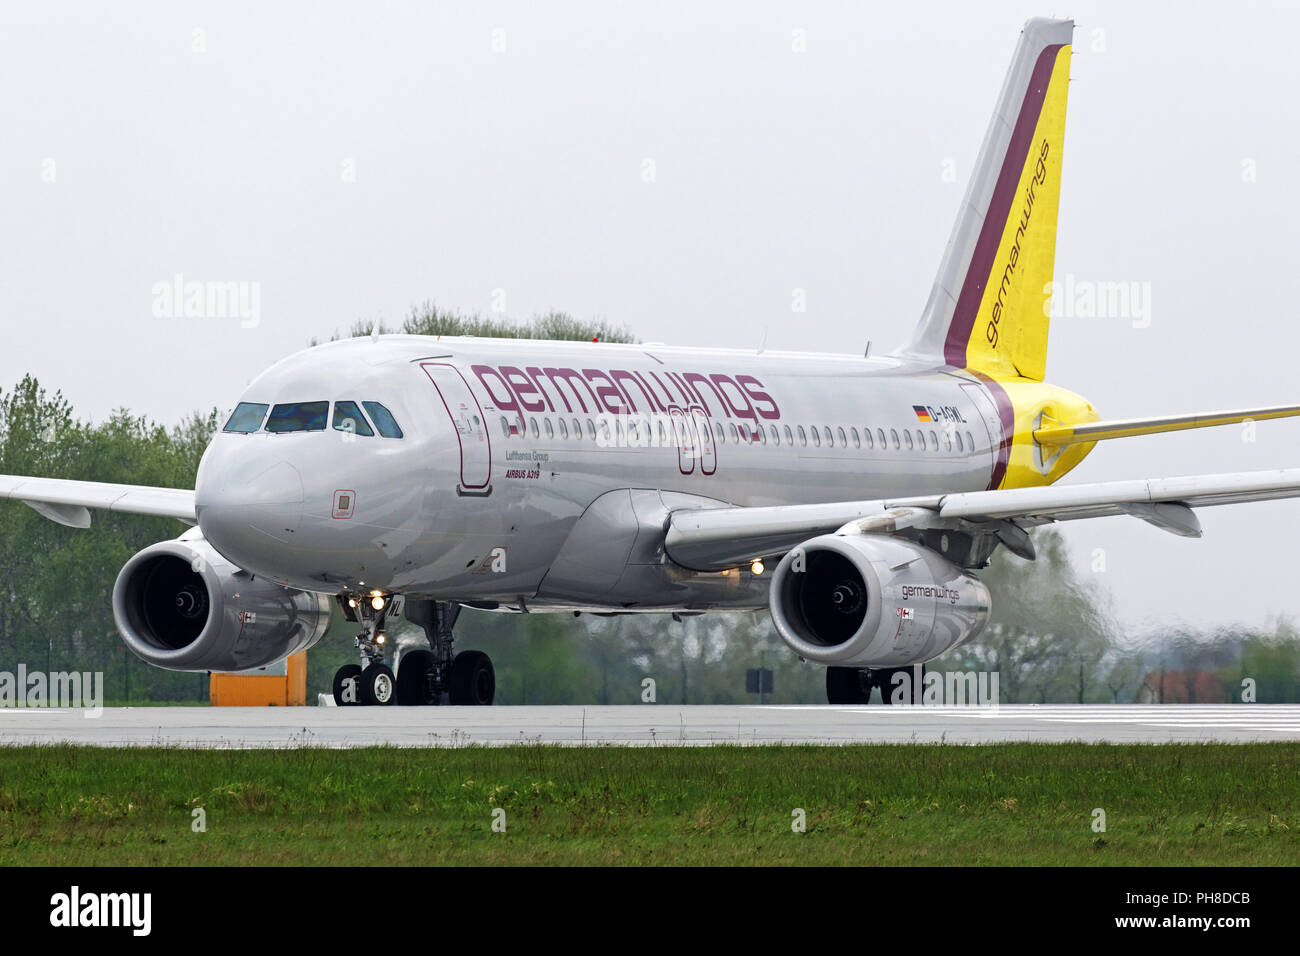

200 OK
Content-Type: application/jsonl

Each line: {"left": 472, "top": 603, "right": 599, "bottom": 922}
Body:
{"left": 1135, "top": 670, "right": 1227, "bottom": 704}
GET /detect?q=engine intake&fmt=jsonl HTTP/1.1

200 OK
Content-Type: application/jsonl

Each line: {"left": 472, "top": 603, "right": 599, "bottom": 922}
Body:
{"left": 770, "top": 534, "right": 990, "bottom": 668}
{"left": 113, "top": 529, "right": 331, "bottom": 672}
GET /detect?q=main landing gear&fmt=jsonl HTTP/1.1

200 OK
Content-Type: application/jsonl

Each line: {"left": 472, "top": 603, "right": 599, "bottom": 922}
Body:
{"left": 826, "top": 664, "right": 926, "bottom": 705}
{"left": 331, "top": 595, "right": 496, "bottom": 706}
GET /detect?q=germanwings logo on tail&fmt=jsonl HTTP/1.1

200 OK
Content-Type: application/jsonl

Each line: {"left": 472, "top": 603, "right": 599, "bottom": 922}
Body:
{"left": 986, "top": 138, "right": 1051, "bottom": 350}
{"left": 934, "top": 33, "right": 1071, "bottom": 386}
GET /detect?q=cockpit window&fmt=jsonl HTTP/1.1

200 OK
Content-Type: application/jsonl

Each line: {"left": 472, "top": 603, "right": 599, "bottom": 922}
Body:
{"left": 333, "top": 401, "right": 374, "bottom": 437}
{"left": 266, "top": 401, "right": 329, "bottom": 433}
{"left": 362, "top": 401, "right": 404, "bottom": 438}
{"left": 223, "top": 402, "right": 268, "bottom": 433}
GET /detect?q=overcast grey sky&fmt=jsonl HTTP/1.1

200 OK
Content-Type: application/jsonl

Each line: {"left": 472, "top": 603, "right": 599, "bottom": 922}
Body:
{"left": 3, "top": 1, "right": 1299, "bottom": 633}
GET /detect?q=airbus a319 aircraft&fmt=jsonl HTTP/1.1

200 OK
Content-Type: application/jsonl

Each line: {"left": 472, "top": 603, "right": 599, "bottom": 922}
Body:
{"left": 5, "top": 17, "right": 1300, "bottom": 707}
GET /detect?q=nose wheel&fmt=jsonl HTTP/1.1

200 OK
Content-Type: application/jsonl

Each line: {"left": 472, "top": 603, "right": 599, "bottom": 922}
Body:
{"left": 360, "top": 662, "right": 396, "bottom": 705}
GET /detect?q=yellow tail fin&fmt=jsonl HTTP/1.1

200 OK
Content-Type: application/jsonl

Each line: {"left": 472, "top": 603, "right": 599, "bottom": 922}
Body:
{"left": 902, "top": 18, "right": 1073, "bottom": 383}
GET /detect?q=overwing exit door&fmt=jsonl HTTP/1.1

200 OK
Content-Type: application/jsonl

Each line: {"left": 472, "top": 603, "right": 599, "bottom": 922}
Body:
{"left": 421, "top": 363, "right": 492, "bottom": 494}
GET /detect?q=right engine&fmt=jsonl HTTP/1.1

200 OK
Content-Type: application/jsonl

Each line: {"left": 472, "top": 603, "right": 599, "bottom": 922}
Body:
{"left": 112, "top": 528, "right": 332, "bottom": 672}
{"left": 769, "top": 533, "right": 991, "bottom": 669}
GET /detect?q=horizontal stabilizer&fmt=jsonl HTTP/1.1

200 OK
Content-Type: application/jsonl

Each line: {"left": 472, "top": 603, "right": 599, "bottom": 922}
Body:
{"left": 1034, "top": 404, "right": 1300, "bottom": 448}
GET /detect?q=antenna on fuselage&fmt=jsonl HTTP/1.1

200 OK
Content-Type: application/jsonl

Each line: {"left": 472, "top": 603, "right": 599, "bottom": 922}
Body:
{"left": 864, "top": 340, "right": 872, "bottom": 357}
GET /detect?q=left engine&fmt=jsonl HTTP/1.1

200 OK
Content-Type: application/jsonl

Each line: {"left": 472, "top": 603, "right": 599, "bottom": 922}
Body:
{"left": 112, "top": 529, "right": 331, "bottom": 672}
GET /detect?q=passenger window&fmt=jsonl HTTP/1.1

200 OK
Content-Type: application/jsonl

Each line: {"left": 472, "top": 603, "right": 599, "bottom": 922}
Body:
{"left": 223, "top": 402, "right": 268, "bottom": 433}
{"left": 530, "top": 417, "right": 540, "bottom": 439}
{"left": 905, "top": 430, "right": 915, "bottom": 451}
{"left": 770, "top": 425, "right": 779, "bottom": 446}
{"left": 917, "top": 430, "right": 926, "bottom": 452}
{"left": 878, "top": 428, "right": 888, "bottom": 449}
{"left": 797, "top": 425, "right": 807, "bottom": 447}
{"left": 729, "top": 422, "right": 739, "bottom": 444}
{"left": 811, "top": 427, "right": 821, "bottom": 448}
{"left": 715, "top": 422, "right": 725, "bottom": 444}
{"left": 558, "top": 418, "right": 569, "bottom": 439}
{"left": 863, "top": 427, "right": 873, "bottom": 450}
{"left": 333, "top": 401, "right": 374, "bottom": 437}
{"left": 967, "top": 431, "right": 976, "bottom": 451}
{"left": 955, "top": 431, "right": 964, "bottom": 452}
{"left": 545, "top": 418, "right": 555, "bottom": 439}
{"left": 850, "top": 427, "right": 860, "bottom": 448}
{"left": 823, "top": 426, "right": 833, "bottom": 447}
{"left": 267, "top": 401, "right": 329, "bottom": 433}
{"left": 362, "top": 401, "right": 404, "bottom": 438}
{"left": 659, "top": 420, "right": 668, "bottom": 445}
{"left": 930, "top": 429, "right": 939, "bottom": 452}
{"left": 890, "top": 428, "right": 900, "bottom": 450}
{"left": 586, "top": 418, "right": 596, "bottom": 440}
{"left": 838, "top": 426, "right": 848, "bottom": 448}
{"left": 784, "top": 425, "right": 793, "bottom": 446}
{"left": 601, "top": 419, "right": 611, "bottom": 442}
{"left": 500, "top": 416, "right": 512, "bottom": 438}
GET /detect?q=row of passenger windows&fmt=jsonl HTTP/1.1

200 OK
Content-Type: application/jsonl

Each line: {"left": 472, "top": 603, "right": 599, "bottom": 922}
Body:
{"left": 223, "top": 400, "right": 404, "bottom": 438}
{"left": 500, "top": 414, "right": 977, "bottom": 454}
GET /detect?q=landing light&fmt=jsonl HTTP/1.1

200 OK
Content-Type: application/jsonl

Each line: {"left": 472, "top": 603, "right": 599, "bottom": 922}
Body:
{"left": 347, "top": 598, "right": 357, "bottom": 609}
{"left": 375, "top": 632, "right": 386, "bottom": 645}
{"left": 750, "top": 560, "right": 765, "bottom": 575}
{"left": 371, "top": 595, "right": 385, "bottom": 610}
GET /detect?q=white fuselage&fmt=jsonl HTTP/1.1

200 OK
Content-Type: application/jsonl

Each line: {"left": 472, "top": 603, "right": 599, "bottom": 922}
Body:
{"left": 194, "top": 336, "right": 1002, "bottom": 610}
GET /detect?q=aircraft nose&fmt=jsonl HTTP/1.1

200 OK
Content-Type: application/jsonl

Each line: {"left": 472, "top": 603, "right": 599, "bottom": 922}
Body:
{"left": 196, "top": 451, "right": 305, "bottom": 563}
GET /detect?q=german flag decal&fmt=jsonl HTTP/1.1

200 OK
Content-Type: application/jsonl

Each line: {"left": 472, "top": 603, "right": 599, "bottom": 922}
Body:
{"left": 913, "top": 405, "right": 933, "bottom": 423}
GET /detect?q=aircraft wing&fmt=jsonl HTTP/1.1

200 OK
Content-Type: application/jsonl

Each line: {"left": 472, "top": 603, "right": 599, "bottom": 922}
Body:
{"left": 0, "top": 474, "right": 196, "bottom": 528}
{"left": 665, "top": 467, "right": 1300, "bottom": 571}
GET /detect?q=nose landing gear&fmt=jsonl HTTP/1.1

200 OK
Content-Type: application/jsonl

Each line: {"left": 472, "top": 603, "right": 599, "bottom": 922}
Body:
{"left": 330, "top": 594, "right": 496, "bottom": 706}
{"left": 331, "top": 591, "right": 401, "bottom": 706}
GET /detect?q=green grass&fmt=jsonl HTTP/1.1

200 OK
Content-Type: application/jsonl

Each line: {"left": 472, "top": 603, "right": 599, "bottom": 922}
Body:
{"left": 0, "top": 743, "right": 1295, "bottom": 865}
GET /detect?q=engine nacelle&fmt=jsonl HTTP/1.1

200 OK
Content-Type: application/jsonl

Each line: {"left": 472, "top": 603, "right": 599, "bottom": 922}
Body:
{"left": 112, "top": 529, "right": 331, "bottom": 672}
{"left": 769, "top": 534, "right": 991, "bottom": 668}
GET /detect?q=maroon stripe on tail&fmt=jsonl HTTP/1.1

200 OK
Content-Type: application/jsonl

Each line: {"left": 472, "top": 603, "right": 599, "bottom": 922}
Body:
{"left": 943, "top": 44, "right": 1064, "bottom": 370}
